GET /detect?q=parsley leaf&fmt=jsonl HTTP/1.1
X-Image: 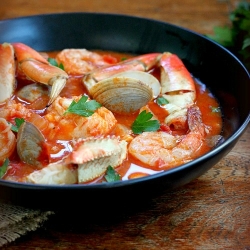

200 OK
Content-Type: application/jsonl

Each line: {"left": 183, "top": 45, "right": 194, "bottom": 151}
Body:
{"left": 156, "top": 96, "right": 169, "bottom": 106}
{"left": 48, "top": 58, "right": 64, "bottom": 70}
{"left": 64, "top": 95, "right": 102, "bottom": 117}
{"left": 207, "top": 1, "right": 250, "bottom": 71}
{"left": 131, "top": 110, "right": 160, "bottom": 134}
{"left": 104, "top": 166, "right": 121, "bottom": 182}
{"left": 0, "top": 159, "right": 9, "bottom": 178}
{"left": 11, "top": 118, "right": 25, "bottom": 132}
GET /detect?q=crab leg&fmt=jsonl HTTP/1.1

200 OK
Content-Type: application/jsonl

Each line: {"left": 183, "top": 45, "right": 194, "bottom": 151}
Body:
{"left": 12, "top": 43, "right": 68, "bottom": 105}
{"left": 25, "top": 136, "right": 128, "bottom": 184}
{"left": 159, "top": 52, "right": 196, "bottom": 94}
{"left": 0, "top": 43, "right": 16, "bottom": 103}
{"left": 158, "top": 52, "right": 196, "bottom": 130}
{"left": 83, "top": 53, "right": 161, "bottom": 91}
{"left": 66, "top": 136, "right": 127, "bottom": 183}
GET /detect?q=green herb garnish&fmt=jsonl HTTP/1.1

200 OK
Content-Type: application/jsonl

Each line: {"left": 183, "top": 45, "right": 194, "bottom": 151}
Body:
{"left": 211, "top": 106, "right": 221, "bottom": 113}
{"left": 0, "top": 158, "right": 9, "bottom": 178}
{"left": 64, "top": 95, "right": 102, "bottom": 117}
{"left": 156, "top": 96, "right": 169, "bottom": 106}
{"left": 207, "top": 1, "right": 250, "bottom": 71}
{"left": 131, "top": 110, "right": 160, "bottom": 134}
{"left": 48, "top": 58, "right": 64, "bottom": 70}
{"left": 104, "top": 166, "right": 121, "bottom": 182}
{"left": 11, "top": 118, "right": 25, "bottom": 132}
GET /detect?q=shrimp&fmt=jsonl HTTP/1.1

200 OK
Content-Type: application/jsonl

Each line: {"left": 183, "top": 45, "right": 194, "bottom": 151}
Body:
{"left": 0, "top": 99, "right": 49, "bottom": 133}
{"left": 56, "top": 49, "right": 117, "bottom": 75}
{"left": 0, "top": 43, "right": 15, "bottom": 103}
{"left": 128, "top": 105, "right": 207, "bottom": 170}
{"left": 45, "top": 96, "right": 117, "bottom": 140}
{"left": 0, "top": 118, "right": 16, "bottom": 163}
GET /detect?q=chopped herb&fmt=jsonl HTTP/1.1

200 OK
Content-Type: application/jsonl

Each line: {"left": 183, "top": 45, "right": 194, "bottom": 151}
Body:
{"left": 131, "top": 110, "right": 160, "bottom": 134}
{"left": 210, "top": 106, "right": 221, "bottom": 113}
{"left": 11, "top": 118, "right": 25, "bottom": 132}
{"left": 64, "top": 95, "right": 102, "bottom": 117}
{"left": 48, "top": 57, "right": 64, "bottom": 70}
{"left": 0, "top": 159, "right": 9, "bottom": 178}
{"left": 156, "top": 96, "right": 169, "bottom": 106}
{"left": 104, "top": 166, "right": 121, "bottom": 182}
{"left": 121, "top": 57, "right": 127, "bottom": 61}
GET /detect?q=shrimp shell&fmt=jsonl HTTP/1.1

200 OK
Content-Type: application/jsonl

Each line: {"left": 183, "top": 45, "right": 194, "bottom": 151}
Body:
{"left": 0, "top": 118, "right": 16, "bottom": 162}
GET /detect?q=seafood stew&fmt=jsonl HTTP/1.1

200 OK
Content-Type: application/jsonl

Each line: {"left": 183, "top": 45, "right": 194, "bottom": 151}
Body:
{"left": 0, "top": 43, "right": 223, "bottom": 185}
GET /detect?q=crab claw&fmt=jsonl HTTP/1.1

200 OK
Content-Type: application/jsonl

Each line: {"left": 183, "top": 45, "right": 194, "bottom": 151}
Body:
{"left": 66, "top": 136, "right": 127, "bottom": 183}
{"left": 0, "top": 43, "right": 16, "bottom": 103}
{"left": 26, "top": 162, "right": 78, "bottom": 185}
{"left": 159, "top": 52, "right": 196, "bottom": 130}
{"left": 13, "top": 43, "right": 68, "bottom": 105}
{"left": 19, "top": 60, "right": 68, "bottom": 105}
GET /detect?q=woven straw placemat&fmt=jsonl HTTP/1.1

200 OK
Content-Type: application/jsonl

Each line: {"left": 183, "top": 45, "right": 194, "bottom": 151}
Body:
{"left": 0, "top": 202, "right": 54, "bottom": 247}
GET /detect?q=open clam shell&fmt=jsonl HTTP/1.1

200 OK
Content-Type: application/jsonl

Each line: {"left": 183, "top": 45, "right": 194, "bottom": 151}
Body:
{"left": 86, "top": 70, "right": 161, "bottom": 114}
{"left": 17, "top": 83, "right": 49, "bottom": 103}
{"left": 17, "top": 121, "right": 46, "bottom": 168}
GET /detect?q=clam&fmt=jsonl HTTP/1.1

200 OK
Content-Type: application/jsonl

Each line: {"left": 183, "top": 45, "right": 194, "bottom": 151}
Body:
{"left": 17, "top": 121, "right": 46, "bottom": 168}
{"left": 83, "top": 70, "right": 161, "bottom": 114}
{"left": 17, "top": 83, "right": 49, "bottom": 103}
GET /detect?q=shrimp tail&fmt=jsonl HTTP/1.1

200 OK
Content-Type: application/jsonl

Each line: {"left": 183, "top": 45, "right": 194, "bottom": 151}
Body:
{"left": 187, "top": 105, "right": 205, "bottom": 136}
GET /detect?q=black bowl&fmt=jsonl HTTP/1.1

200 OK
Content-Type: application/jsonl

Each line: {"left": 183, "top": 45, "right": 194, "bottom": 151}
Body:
{"left": 0, "top": 13, "right": 249, "bottom": 211}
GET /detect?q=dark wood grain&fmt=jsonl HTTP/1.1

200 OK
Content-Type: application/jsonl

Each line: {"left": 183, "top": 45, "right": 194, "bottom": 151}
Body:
{"left": 1, "top": 0, "right": 249, "bottom": 249}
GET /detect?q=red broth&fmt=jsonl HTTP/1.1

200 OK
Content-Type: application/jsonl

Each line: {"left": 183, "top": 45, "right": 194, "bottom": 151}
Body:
{"left": 1, "top": 50, "right": 223, "bottom": 183}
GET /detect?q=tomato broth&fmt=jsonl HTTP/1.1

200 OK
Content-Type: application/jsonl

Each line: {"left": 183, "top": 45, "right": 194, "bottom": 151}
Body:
{"left": 1, "top": 49, "right": 223, "bottom": 184}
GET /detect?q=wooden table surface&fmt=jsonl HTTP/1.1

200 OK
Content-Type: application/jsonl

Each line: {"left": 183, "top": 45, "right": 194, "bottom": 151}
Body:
{"left": 1, "top": 0, "right": 250, "bottom": 249}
